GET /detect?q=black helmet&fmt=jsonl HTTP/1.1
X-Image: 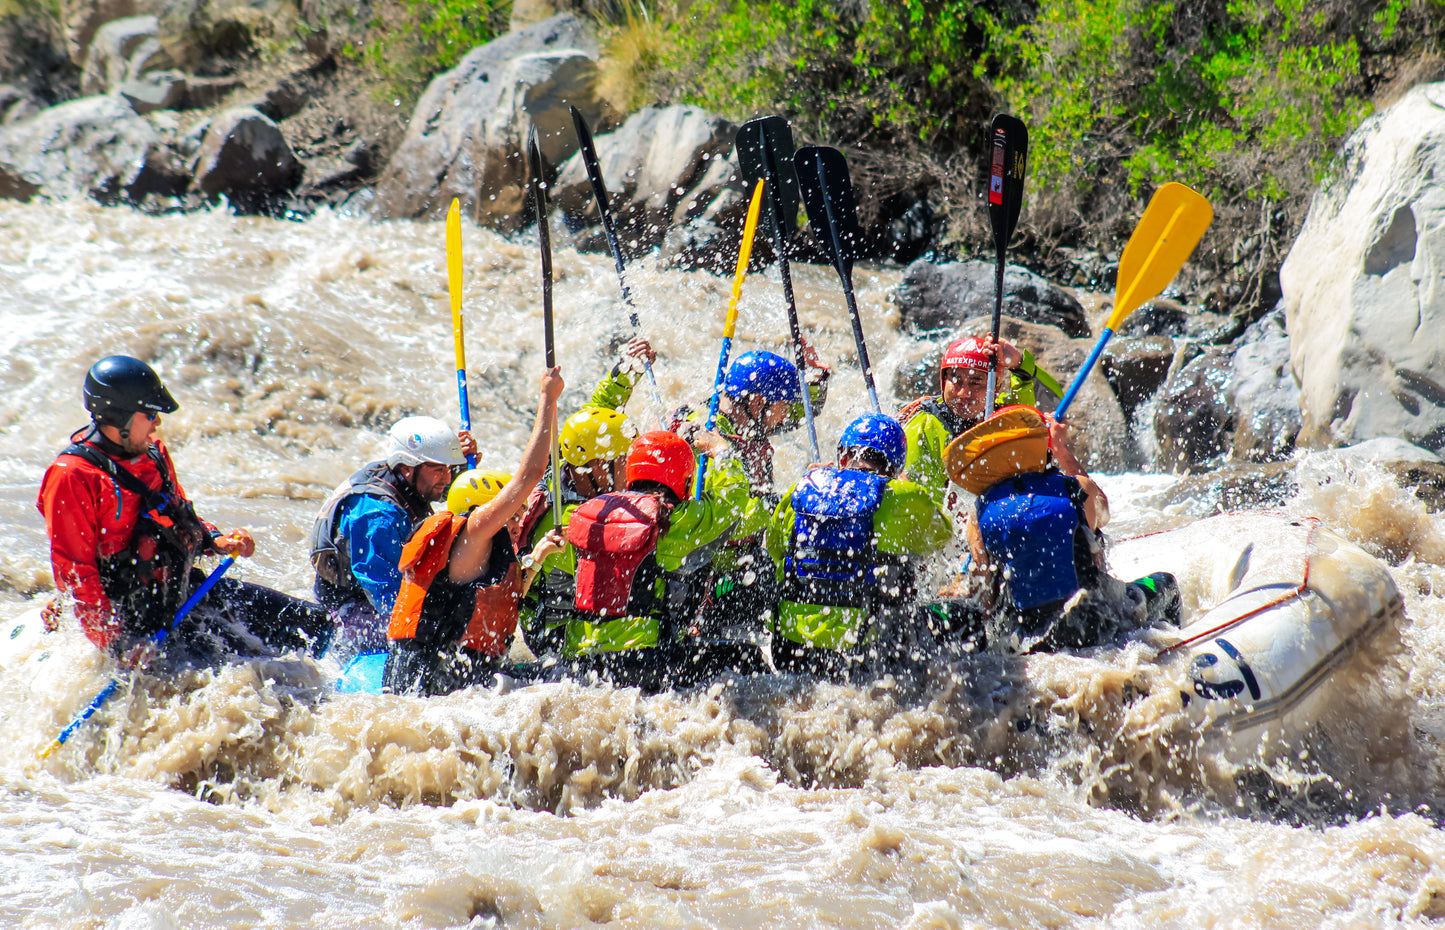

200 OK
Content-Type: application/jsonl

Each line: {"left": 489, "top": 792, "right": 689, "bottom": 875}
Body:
{"left": 83, "top": 356, "right": 178, "bottom": 426}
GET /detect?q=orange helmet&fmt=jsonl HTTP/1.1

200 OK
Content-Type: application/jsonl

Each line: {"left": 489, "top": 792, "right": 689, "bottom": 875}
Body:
{"left": 625, "top": 431, "right": 696, "bottom": 501}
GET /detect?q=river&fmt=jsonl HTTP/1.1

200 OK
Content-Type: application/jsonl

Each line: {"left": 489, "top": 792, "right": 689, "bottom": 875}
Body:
{"left": 3, "top": 199, "right": 1445, "bottom": 928}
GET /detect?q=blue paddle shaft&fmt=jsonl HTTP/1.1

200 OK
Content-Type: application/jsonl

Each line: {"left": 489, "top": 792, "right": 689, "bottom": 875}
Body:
{"left": 1054, "top": 328, "right": 1115, "bottom": 421}
{"left": 696, "top": 335, "right": 734, "bottom": 498}
{"left": 47, "top": 556, "right": 235, "bottom": 753}
{"left": 456, "top": 370, "right": 476, "bottom": 469}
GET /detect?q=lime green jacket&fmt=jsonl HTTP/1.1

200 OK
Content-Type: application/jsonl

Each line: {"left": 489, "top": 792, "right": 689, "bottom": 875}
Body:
{"left": 764, "top": 473, "right": 951, "bottom": 649}
{"left": 903, "top": 350, "right": 1059, "bottom": 507}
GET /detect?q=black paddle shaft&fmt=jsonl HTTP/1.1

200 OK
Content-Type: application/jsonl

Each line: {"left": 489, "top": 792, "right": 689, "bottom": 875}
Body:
{"left": 527, "top": 128, "right": 555, "bottom": 369}
{"left": 735, "top": 116, "right": 818, "bottom": 460}
{"left": 985, "top": 113, "right": 1027, "bottom": 416}
{"left": 569, "top": 105, "right": 636, "bottom": 324}
{"left": 794, "top": 145, "right": 879, "bottom": 414}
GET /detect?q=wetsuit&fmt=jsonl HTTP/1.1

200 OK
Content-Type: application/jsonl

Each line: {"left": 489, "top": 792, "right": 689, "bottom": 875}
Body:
{"left": 38, "top": 428, "right": 333, "bottom": 663}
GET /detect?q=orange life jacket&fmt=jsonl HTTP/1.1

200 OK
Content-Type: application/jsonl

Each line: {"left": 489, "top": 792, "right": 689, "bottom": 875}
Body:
{"left": 387, "top": 511, "right": 521, "bottom": 657}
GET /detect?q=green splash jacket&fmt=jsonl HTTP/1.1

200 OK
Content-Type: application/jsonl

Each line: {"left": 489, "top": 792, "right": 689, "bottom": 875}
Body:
{"left": 902, "top": 350, "right": 1060, "bottom": 507}
{"left": 765, "top": 475, "right": 951, "bottom": 649}
{"left": 564, "top": 493, "right": 741, "bottom": 655}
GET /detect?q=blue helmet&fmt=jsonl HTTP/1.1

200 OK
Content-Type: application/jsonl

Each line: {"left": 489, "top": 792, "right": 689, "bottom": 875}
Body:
{"left": 838, "top": 413, "right": 906, "bottom": 473}
{"left": 724, "top": 350, "right": 801, "bottom": 403}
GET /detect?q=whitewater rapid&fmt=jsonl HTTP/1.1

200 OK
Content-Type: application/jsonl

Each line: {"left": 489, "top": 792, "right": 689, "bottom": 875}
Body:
{"left": 3, "top": 200, "right": 1445, "bottom": 927}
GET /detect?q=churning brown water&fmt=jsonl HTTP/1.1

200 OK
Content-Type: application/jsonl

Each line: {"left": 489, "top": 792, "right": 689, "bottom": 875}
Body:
{"left": 3, "top": 200, "right": 1445, "bottom": 928}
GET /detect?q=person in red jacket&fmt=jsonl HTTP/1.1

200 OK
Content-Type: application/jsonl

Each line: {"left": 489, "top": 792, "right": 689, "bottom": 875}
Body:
{"left": 37, "top": 356, "right": 333, "bottom": 666}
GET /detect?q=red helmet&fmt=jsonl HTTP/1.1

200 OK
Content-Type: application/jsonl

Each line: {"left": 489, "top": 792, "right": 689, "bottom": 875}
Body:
{"left": 625, "top": 431, "right": 696, "bottom": 501}
{"left": 940, "top": 336, "right": 993, "bottom": 391}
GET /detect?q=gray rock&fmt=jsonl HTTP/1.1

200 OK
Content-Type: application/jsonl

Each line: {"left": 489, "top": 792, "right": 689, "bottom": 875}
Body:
{"left": 1227, "top": 305, "right": 1301, "bottom": 463}
{"left": 892, "top": 259, "right": 1091, "bottom": 338}
{"left": 157, "top": 0, "right": 298, "bottom": 70}
{"left": 553, "top": 105, "right": 737, "bottom": 257}
{"left": 0, "top": 161, "right": 39, "bottom": 201}
{"left": 1152, "top": 347, "right": 1233, "bottom": 473}
{"left": 191, "top": 106, "right": 302, "bottom": 209}
{"left": 1150, "top": 461, "right": 1296, "bottom": 517}
{"left": 1100, "top": 335, "right": 1174, "bottom": 424}
{"left": 62, "top": 0, "right": 162, "bottom": 66}
{"left": 120, "top": 69, "right": 187, "bottom": 114}
{"left": 80, "top": 15, "right": 159, "bottom": 96}
{"left": 0, "top": 95, "right": 187, "bottom": 203}
{"left": 373, "top": 14, "right": 605, "bottom": 226}
{"left": 1115, "top": 297, "right": 1189, "bottom": 337}
{"left": 1281, "top": 82, "right": 1445, "bottom": 453}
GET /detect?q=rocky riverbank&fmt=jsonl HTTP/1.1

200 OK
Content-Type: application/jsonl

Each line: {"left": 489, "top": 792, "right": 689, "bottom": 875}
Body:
{"left": 3, "top": 1, "right": 1445, "bottom": 485}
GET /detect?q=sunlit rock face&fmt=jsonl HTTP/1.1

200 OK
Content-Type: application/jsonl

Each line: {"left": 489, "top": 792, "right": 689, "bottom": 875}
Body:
{"left": 372, "top": 13, "right": 606, "bottom": 228}
{"left": 1282, "top": 82, "right": 1445, "bottom": 455}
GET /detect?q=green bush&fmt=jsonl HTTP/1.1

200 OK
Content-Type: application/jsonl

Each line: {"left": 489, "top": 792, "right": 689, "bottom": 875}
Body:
{"left": 354, "top": 0, "right": 512, "bottom": 103}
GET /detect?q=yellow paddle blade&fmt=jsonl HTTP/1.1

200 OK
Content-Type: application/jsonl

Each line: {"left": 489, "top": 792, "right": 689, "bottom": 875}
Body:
{"left": 1109, "top": 182, "right": 1213, "bottom": 330}
{"left": 446, "top": 198, "right": 466, "bottom": 368}
{"left": 724, "top": 179, "right": 766, "bottom": 337}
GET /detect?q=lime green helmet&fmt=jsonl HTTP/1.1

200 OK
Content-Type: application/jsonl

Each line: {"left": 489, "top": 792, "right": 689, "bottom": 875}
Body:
{"left": 560, "top": 406, "right": 634, "bottom": 467}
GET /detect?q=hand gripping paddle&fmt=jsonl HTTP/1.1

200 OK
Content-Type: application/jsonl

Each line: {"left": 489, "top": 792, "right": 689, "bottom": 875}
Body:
{"left": 1054, "top": 182, "right": 1214, "bottom": 420}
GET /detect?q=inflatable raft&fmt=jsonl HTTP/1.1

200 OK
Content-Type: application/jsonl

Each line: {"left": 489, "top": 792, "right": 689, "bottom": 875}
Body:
{"left": 1108, "top": 513, "right": 1405, "bottom": 763}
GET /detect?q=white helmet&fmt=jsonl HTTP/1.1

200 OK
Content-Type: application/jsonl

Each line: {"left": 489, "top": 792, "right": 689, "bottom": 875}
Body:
{"left": 386, "top": 416, "right": 466, "bottom": 468}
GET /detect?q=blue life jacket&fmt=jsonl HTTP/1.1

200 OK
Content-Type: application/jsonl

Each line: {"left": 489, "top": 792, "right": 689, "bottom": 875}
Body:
{"left": 784, "top": 468, "right": 894, "bottom": 608}
{"left": 977, "top": 470, "right": 1087, "bottom": 612}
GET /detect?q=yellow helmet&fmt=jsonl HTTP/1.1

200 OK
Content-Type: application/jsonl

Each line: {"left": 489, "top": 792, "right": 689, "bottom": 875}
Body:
{"left": 447, "top": 468, "right": 512, "bottom": 513}
{"left": 560, "top": 406, "right": 634, "bottom": 467}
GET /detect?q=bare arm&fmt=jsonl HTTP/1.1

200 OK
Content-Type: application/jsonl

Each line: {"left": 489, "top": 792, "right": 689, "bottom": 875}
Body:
{"left": 1047, "top": 417, "right": 1109, "bottom": 530}
{"left": 448, "top": 367, "right": 564, "bottom": 583}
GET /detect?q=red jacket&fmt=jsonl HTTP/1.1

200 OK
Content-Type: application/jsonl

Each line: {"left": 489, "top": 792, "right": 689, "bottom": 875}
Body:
{"left": 37, "top": 430, "right": 214, "bottom": 650}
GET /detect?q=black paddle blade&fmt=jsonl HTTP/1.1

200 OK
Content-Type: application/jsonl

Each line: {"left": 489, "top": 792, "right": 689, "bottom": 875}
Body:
{"left": 569, "top": 105, "right": 613, "bottom": 221}
{"left": 527, "top": 126, "right": 556, "bottom": 368}
{"left": 986, "top": 113, "right": 1028, "bottom": 253}
{"left": 793, "top": 145, "right": 863, "bottom": 272}
{"left": 735, "top": 116, "right": 800, "bottom": 238}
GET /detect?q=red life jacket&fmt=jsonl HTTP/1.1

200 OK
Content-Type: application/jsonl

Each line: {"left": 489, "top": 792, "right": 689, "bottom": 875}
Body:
{"left": 387, "top": 512, "right": 521, "bottom": 657}
{"left": 566, "top": 491, "right": 666, "bottom": 617}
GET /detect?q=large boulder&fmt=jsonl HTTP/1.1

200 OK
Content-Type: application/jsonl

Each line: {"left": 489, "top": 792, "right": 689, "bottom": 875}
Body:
{"left": 0, "top": 95, "right": 187, "bottom": 203}
{"left": 1227, "top": 305, "right": 1301, "bottom": 463}
{"left": 892, "top": 259, "right": 1091, "bottom": 338}
{"left": 80, "top": 15, "right": 166, "bottom": 96}
{"left": 1281, "top": 82, "right": 1445, "bottom": 454}
{"left": 62, "top": 0, "right": 164, "bottom": 66}
{"left": 191, "top": 106, "right": 302, "bottom": 210}
{"left": 552, "top": 105, "right": 736, "bottom": 258}
{"left": 1152, "top": 347, "right": 1233, "bottom": 474}
{"left": 373, "top": 14, "right": 605, "bottom": 227}
{"left": 157, "top": 0, "right": 298, "bottom": 70}
{"left": 1100, "top": 335, "right": 1174, "bottom": 425}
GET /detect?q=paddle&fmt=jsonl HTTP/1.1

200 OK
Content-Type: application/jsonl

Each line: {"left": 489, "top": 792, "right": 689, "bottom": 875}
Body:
{"left": 445, "top": 199, "right": 477, "bottom": 468}
{"left": 984, "top": 114, "right": 1028, "bottom": 418}
{"left": 697, "top": 178, "right": 767, "bottom": 498}
{"left": 569, "top": 106, "right": 665, "bottom": 423}
{"left": 794, "top": 145, "right": 879, "bottom": 414}
{"left": 1054, "top": 182, "right": 1214, "bottom": 420}
{"left": 528, "top": 126, "right": 564, "bottom": 521}
{"left": 734, "top": 115, "right": 819, "bottom": 461}
{"left": 39, "top": 556, "right": 236, "bottom": 759}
